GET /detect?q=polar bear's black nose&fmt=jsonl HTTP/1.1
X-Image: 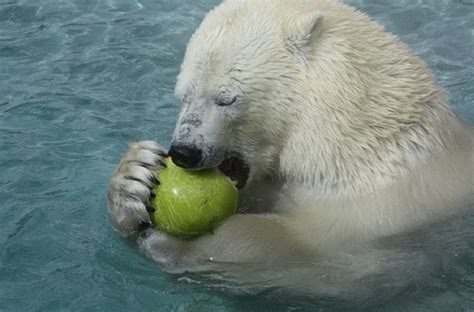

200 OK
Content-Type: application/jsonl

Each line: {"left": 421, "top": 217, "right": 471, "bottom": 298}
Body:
{"left": 168, "top": 144, "right": 202, "bottom": 169}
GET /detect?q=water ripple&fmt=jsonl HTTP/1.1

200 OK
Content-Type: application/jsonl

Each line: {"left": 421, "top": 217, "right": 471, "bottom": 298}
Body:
{"left": 0, "top": 0, "right": 472, "bottom": 311}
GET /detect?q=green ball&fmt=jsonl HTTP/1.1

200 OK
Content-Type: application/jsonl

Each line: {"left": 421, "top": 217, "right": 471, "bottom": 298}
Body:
{"left": 149, "top": 157, "right": 238, "bottom": 237}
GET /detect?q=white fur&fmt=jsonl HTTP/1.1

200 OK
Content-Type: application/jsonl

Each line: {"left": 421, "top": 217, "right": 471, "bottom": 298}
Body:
{"left": 108, "top": 0, "right": 474, "bottom": 294}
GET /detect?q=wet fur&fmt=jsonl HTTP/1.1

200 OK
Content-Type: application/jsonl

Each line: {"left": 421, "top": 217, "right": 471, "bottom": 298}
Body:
{"left": 107, "top": 0, "right": 474, "bottom": 297}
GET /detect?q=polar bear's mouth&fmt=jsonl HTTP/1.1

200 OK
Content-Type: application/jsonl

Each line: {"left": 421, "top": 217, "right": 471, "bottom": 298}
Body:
{"left": 218, "top": 156, "right": 249, "bottom": 190}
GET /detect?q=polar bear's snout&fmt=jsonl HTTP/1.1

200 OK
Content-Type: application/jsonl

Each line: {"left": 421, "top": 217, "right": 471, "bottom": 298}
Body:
{"left": 171, "top": 111, "right": 224, "bottom": 170}
{"left": 170, "top": 103, "right": 251, "bottom": 189}
{"left": 170, "top": 93, "right": 235, "bottom": 170}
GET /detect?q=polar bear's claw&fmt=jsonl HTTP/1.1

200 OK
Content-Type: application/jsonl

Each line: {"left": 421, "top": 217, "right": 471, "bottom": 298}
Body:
{"left": 107, "top": 141, "right": 166, "bottom": 236}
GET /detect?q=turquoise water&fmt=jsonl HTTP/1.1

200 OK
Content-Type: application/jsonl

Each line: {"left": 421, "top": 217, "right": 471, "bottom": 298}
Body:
{"left": 0, "top": 0, "right": 472, "bottom": 311}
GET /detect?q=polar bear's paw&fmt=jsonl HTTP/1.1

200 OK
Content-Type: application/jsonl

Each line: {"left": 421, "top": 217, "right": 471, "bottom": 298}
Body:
{"left": 137, "top": 228, "right": 188, "bottom": 271}
{"left": 107, "top": 141, "right": 167, "bottom": 236}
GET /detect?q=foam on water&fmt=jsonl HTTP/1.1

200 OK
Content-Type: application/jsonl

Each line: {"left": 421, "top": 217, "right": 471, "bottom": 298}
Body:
{"left": 0, "top": 0, "right": 472, "bottom": 311}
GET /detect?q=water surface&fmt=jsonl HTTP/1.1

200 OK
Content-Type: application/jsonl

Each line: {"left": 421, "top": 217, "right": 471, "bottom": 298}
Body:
{"left": 0, "top": 0, "right": 473, "bottom": 311}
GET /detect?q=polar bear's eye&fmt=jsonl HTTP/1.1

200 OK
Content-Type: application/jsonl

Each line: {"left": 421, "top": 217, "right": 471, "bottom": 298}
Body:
{"left": 216, "top": 95, "right": 237, "bottom": 107}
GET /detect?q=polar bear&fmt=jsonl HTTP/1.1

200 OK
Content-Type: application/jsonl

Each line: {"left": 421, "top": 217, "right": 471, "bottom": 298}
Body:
{"left": 107, "top": 0, "right": 473, "bottom": 279}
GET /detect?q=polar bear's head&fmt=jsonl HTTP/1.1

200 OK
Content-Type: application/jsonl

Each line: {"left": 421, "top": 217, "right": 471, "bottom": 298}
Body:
{"left": 170, "top": 0, "right": 325, "bottom": 188}
{"left": 169, "top": 0, "right": 445, "bottom": 192}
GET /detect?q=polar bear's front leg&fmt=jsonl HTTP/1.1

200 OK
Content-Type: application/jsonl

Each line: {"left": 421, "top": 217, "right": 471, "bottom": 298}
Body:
{"left": 107, "top": 141, "right": 167, "bottom": 236}
{"left": 138, "top": 214, "right": 314, "bottom": 268}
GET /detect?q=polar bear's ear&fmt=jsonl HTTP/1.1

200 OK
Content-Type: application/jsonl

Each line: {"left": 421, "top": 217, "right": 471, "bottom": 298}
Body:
{"left": 287, "top": 11, "right": 324, "bottom": 55}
